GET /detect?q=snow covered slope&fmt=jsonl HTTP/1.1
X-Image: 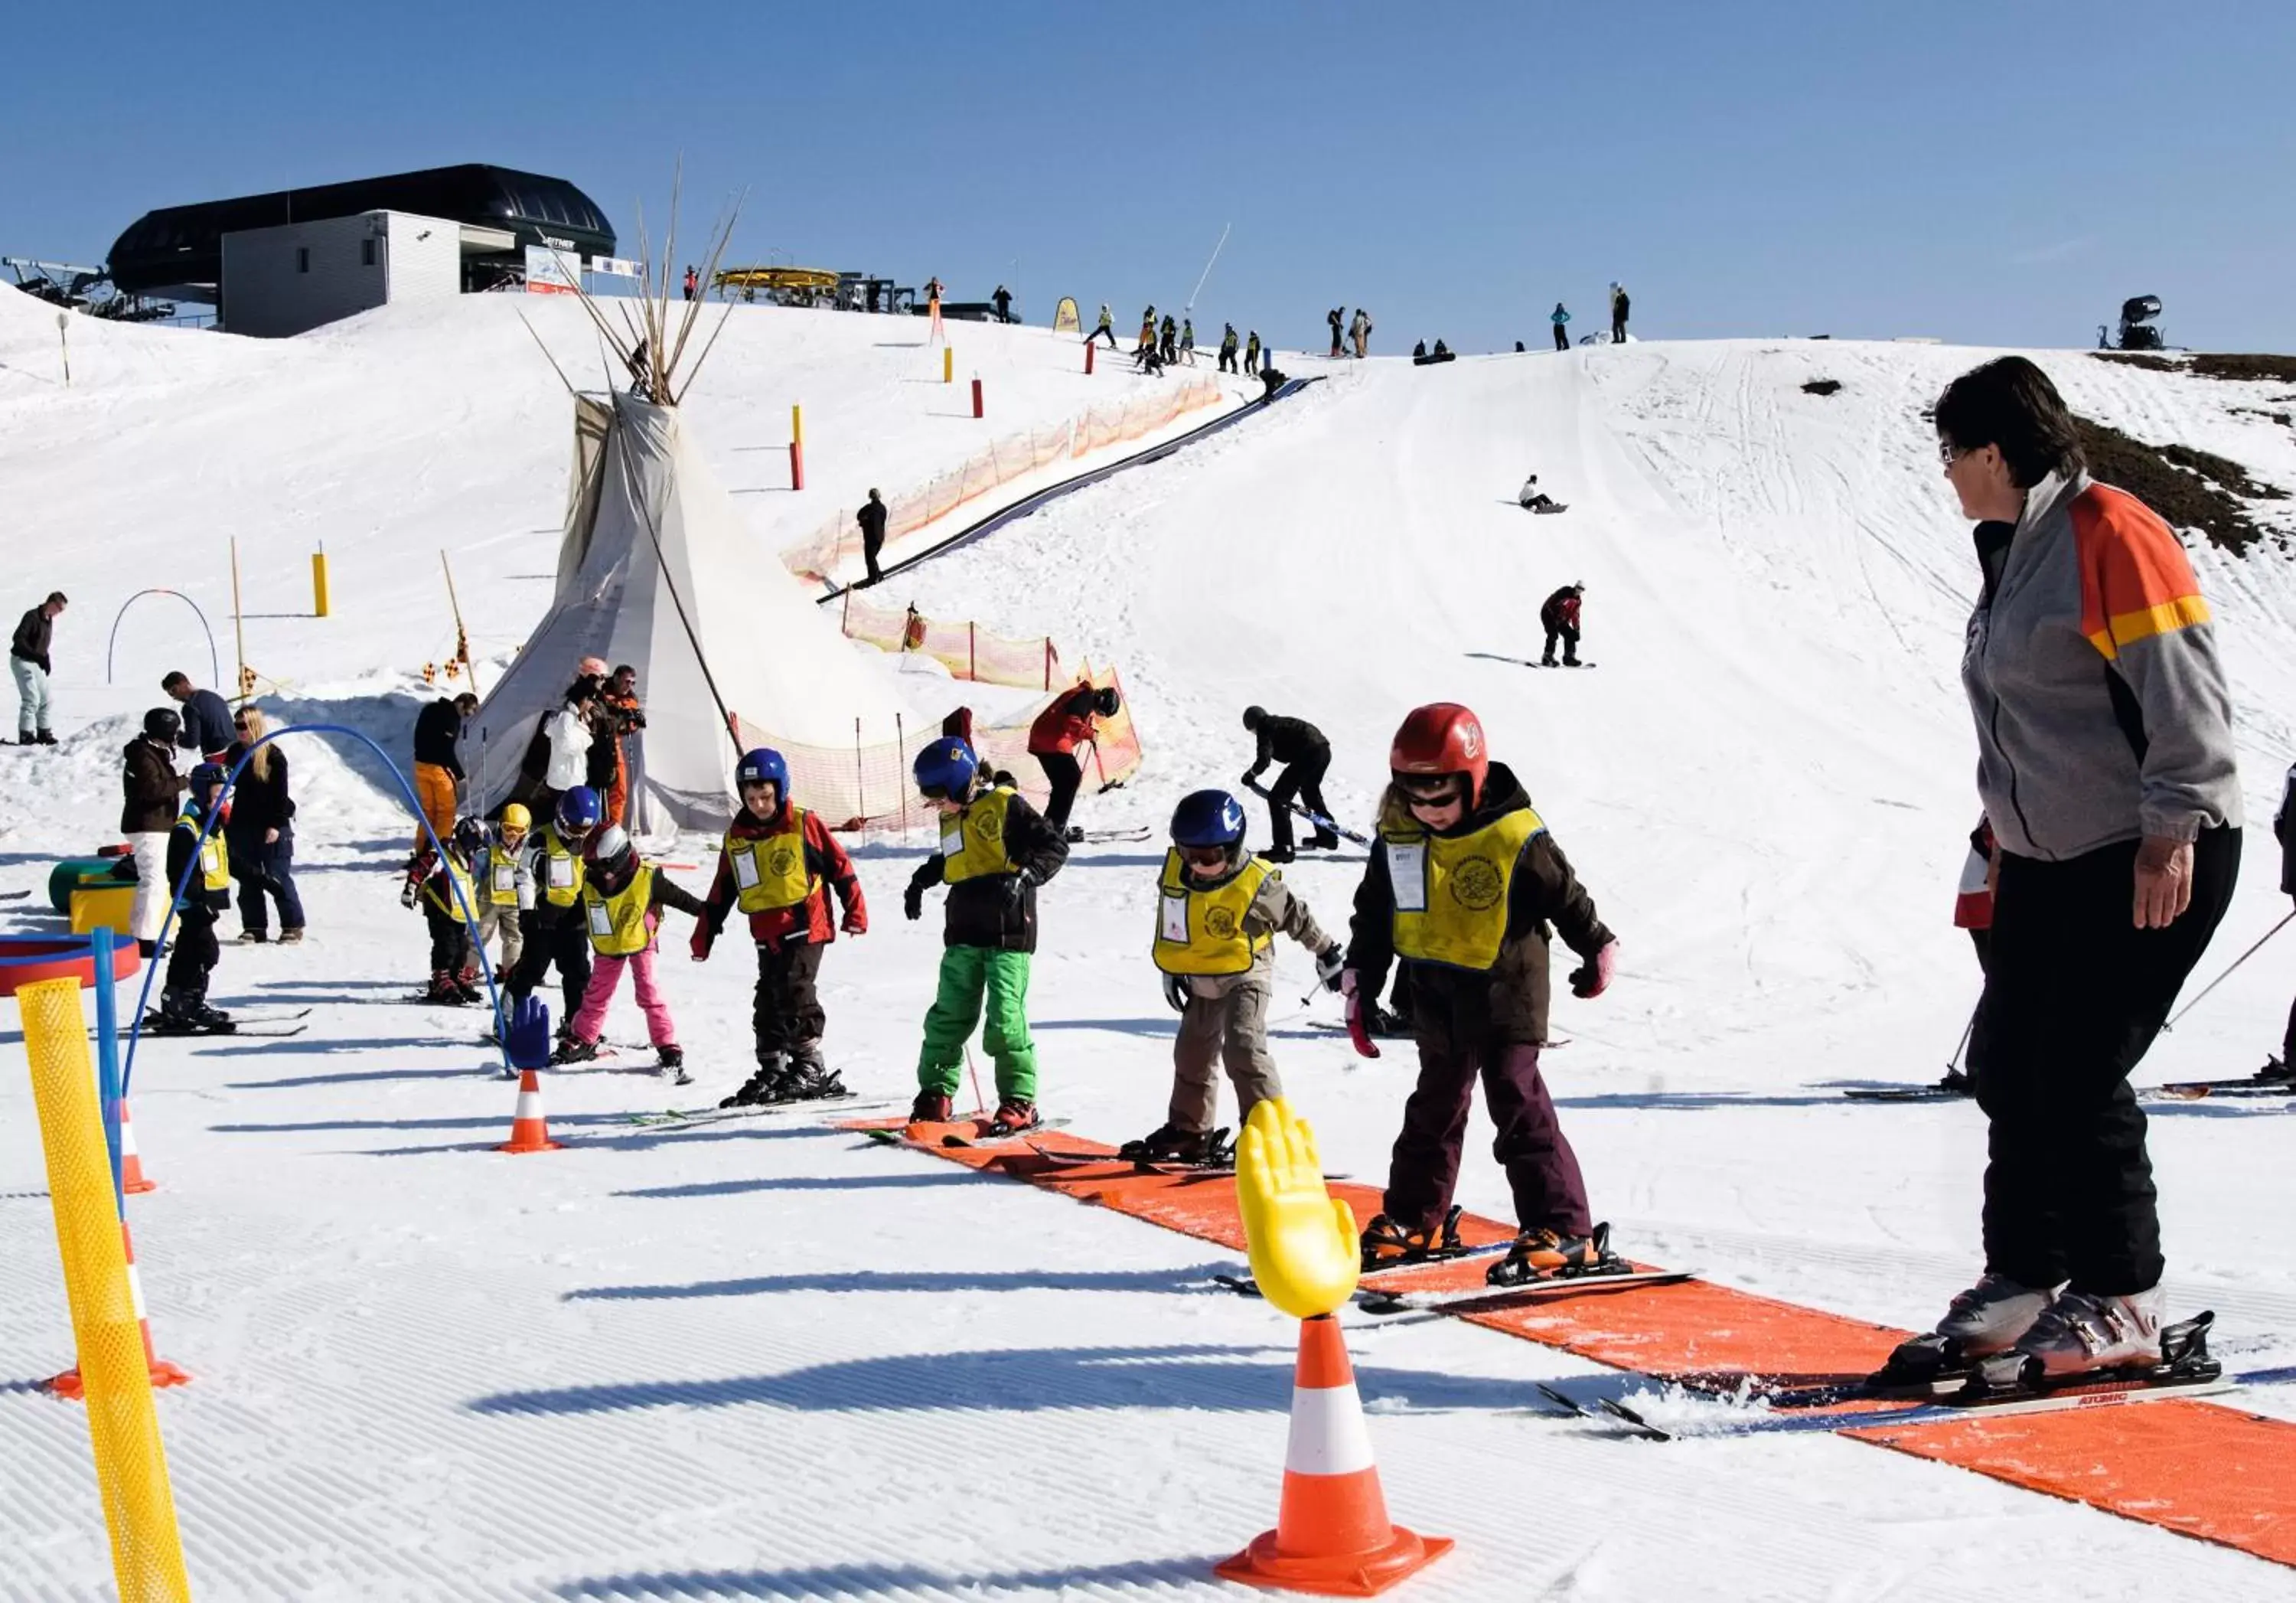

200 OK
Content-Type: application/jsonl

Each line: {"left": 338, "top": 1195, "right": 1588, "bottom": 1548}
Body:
{"left": 7, "top": 324, "right": 2296, "bottom": 1600}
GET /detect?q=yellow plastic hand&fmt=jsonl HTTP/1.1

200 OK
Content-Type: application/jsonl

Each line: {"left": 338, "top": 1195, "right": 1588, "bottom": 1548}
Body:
{"left": 1237, "top": 1098, "right": 1360, "bottom": 1321}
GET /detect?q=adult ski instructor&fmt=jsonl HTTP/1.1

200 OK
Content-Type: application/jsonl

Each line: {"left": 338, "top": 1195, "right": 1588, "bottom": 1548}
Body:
{"left": 1900, "top": 356, "right": 2241, "bottom": 1386}
{"left": 1240, "top": 706, "right": 1339, "bottom": 864}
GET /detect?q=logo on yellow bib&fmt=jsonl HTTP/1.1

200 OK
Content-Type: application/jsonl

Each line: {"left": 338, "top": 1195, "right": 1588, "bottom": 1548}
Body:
{"left": 1205, "top": 906, "right": 1240, "bottom": 939}
{"left": 1449, "top": 857, "right": 1505, "bottom": 912}
{"left": 768, "top": 844, "right": 798, "bottom": 878}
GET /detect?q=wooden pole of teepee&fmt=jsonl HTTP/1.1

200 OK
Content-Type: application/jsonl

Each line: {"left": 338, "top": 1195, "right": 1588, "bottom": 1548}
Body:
{"left": 441, "top": 550, "right": 480, "bottom": 697}
{"left": 229, "top": 537, "right": 249, "bottom": 707}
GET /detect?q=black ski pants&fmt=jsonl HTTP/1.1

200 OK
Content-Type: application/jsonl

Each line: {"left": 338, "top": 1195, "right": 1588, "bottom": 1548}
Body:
{"left": 755, "top": 939, "right": 827, "bottom": 1059}
{"left": 508, "top": 911, "right": 593, "bottom": 1032}
{"left": 1264, "top": 749, "right": 1332, "bottom": 853}
{"left": 425, "top": 903, "right": 473, "bottom": 977}
{"left": 166, "top": 909, "right": 218, "bottom": 1000}
{"left": 1088, "top": 325, "right": 1118, "bottom": 348}
{"left": 1611, "top": 312, "right": 1627, "bottom": 343}
{"left": 1035, "top": 749, "right": 1084, "bottom": 832}
{"left": 863, "top": 531, "right": 885, "bottom": 586}
{"left": 1969, "top": 827, "right": 2238, "bottom": 1294}
{"left": 1553, "top": 325, "right": 1570, "bottom": 352}
{"left": 1541, "top": 622, "right": 1580, "bottom": 664}
{"left": 1218, "top": 349, "right": 1238, "bottom": 373}
{"left": 1384, "top": 1034, "right": 1591, "bottom": 1238}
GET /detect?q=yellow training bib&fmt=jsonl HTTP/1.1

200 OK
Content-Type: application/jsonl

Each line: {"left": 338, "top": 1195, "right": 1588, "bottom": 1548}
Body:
{"left": 1384, "top": 805, "right": 1544, "bottom": 971}
{"left": 941, "top": 788, "right": 1016, "bottom": 886}
{"left": 730, "top": 807, "right": 817, "bottom": 913}
{"left": 1152, "top": 850, "right": 1274, "bottom": 976}
{"left": 582, "top": 864, "right": 657, "bottom": 956}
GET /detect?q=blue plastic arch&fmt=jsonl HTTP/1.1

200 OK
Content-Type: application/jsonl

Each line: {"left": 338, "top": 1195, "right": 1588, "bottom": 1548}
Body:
{"left": 123, "top": 724, "right": 510, "bottom": 1094}
{"left": 106, "top": 589, "right": 223, "bottom": 690}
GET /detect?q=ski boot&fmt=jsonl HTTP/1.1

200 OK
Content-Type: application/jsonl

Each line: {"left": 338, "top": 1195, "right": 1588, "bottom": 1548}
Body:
{"left": 2004, "top": 1286, "right": 2166, "bottom": 1382}
{"left": 2249, "top": 1055, "right": 2293, "bottom": 1085}
{"left": 147, "top": 991, "right": 202, "bottom": 1037}
{"left": 721, "top": 1053, "right": 787, "bottom": 1109}
{"left": 455, "top": 966, "right": 486, "bottom": 1004}
{"left": 189, "top": 999, "right": 236, "bottom": 1034}
{"left": 909, "top": 1089, "right": 954, "bottom": 1125}
{"left": 233, "top": 929, "right": 268, "bottom": 945}
{"left": 784, "top": 1050, "right": 846, "bottom": 1101}
{"left": 551, "top": 1035, "right": 601, "bottom": 1066}
{"left": 1365, "top": 1001, "right": 1412, "bottom": 1039}
{"left": 1120, "top": 1121, "right": 1215, "bottom": 1165}
{"left": 423, "top": 970, "right": 467, "bottom": 1006}
{"left": 1306, "top": 829, "right": 1342, "bottom": 851}
{"left": 1261, "top": 844, "right": 1296, "bottom": 864}
{"left": 1360, "top": 1205, "right": 1464, "bottom": 1272}
{"left": 1874, "top": 1272, "right": 2063, "bottom": 1388}
{"left": 657, "top": 1045, "right": 691, "bottom": 1086}
{"left": 1486, "top": 1221, "right": 1623, "bottom": 1287}
{"left": 1065, "top": 825, "right": 1086, "bottom": 844}
{"left": 988, "top": 1098, "right": 1042, "bottom": 1137}
{"left": 1936, "top": 1069, "right": 1974, "bottom": 1095}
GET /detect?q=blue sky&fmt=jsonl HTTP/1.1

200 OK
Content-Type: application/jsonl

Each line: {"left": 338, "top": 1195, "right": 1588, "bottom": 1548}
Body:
{"left": 8, "top": 0, "right": 2292, "bottom": 353}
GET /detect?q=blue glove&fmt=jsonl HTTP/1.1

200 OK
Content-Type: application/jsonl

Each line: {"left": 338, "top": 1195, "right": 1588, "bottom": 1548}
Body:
{"left": 505, "top": 995, "right": 553, "bottom": 1071}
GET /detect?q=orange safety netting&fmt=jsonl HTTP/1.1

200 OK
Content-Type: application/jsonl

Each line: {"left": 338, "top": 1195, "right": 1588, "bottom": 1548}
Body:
{"left": 784, "top": 378, "right": 1226, "bottom": 581}
{"left": 729, "top": 663, "right": 1140, "bottom": 832}
{"left": 833, "top": 591, "right": 1067, "bottom": 690}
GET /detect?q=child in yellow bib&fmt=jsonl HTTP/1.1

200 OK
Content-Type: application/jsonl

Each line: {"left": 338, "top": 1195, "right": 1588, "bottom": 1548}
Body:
{"left": 1128, "top": 788, "right": 1344, "bottom": 1166}
{"left": 554, "top": 824, "right": 707, "bottom": 1081}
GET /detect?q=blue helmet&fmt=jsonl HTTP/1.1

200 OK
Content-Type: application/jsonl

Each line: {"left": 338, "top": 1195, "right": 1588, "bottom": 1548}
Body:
{"left": 1171, "top": 788, "right": 1247, "bottom": 848}
{"left": 555, "top": 785, "right": 602, "bottom": 834}
{"left": 188, "top": 762, "right": 230, "bottom": 805}
{"left": 913, "top": 736, "right": 979, "bottom": 801}
{"left": 735, "top": 747, "right": 789, "bottom": 794}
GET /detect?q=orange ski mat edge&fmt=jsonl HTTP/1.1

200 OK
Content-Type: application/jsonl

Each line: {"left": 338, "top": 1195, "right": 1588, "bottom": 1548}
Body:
{"left": 846, "top": 1118, "right": 2296, "bottom": 1569}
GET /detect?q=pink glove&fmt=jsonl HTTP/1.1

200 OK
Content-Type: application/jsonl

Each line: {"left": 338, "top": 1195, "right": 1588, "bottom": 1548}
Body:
{"left": 1341, "top": 969, "right": 1380, "bottom": 1060}
{"left": 1570, "top": 939, "right": 1619, "bottom": 1000}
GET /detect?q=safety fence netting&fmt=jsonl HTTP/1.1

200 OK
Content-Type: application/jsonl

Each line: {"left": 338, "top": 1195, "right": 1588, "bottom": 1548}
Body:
{"left": 782, "top": 379, "right": 1227, "bottom": 583}
{"left": 833, "top": 590, "right": 1070, "bottom": 690}
{"left": 729, "top": 663, "right": 1140, "bottom": 833}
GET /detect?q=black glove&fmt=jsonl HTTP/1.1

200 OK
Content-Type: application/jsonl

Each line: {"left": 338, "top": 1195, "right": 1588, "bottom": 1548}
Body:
{"left": 1315, "top": 944, "right": 1346, "bottom": 991}
{"left": 1163, "top": 972, "right": 1190, "bottom": 1012}
{"left": 903, "top": 883, "right": 925, "bottom": 921}
{"left": 1240, "top": 772, "right": 1261, "bottom": 790}
{"left": 1005, "top": 869, "right": 1035, "bottom": 905}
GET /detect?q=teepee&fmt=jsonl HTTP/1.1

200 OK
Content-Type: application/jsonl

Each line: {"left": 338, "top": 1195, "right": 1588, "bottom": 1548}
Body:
{"left": 467, "top": 190, "right": 913, "bottom": 838}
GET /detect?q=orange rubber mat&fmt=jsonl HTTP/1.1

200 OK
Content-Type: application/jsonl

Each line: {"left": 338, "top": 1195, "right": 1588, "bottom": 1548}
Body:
{"left": 841, "top": 1121, "right": 2296, "bottom": 1568}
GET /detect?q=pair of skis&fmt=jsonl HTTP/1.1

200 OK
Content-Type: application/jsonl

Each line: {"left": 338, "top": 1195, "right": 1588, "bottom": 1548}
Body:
{"left": 626, "top": 1095, "right": 897, "bottom": 1128}
{"left": 135, "top": 1004, "right": 312, "bottom": 1040}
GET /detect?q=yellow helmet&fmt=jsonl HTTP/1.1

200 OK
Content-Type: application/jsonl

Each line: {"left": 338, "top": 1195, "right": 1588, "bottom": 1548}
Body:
{"left": 501, "top": 802, "right": 533, "bottom": 831}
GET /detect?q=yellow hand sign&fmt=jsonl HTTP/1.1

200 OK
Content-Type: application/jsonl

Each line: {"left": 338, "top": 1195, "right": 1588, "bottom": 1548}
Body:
{"left": 1237, "top": 1098, "right": 1360, "bottom": 1321}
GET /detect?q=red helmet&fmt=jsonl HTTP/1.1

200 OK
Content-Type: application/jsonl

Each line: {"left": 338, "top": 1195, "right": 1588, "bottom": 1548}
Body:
{"left": 1389, "top": 703, "right": 1489, "bottom": 803}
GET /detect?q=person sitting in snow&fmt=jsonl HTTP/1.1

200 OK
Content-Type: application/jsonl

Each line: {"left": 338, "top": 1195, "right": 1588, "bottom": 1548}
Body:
{"left": 1127, "top": 788, "right": 1345, "bottom": 1167}
{"left": 1517, "top": 475, "right": 1567, "bottom": 514}
{"left": 697, "top": 748, "right": 869, "bottom": 1108}
{"left": 554, "top": 824, "right": 707, "bottom": 1082}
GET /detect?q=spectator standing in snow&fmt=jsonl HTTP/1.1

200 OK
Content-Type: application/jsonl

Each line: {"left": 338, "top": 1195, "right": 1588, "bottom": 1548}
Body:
{"left": 1180, "top": 317, "right": 1196, "bottom": 364}
{"left": 682, "top": 266, "right": 698, "bottom": 302}
{"left": 1552, "top": 302, "right": 1571, "bottom": 351}
{"left": 602, "top": 665, "right": 647, "bottom": 829}
{"left": 1159, "top": 315, "right": 1179, "bottom": 364}
{"left": 1351, "top": 308, "right": 1372, "bottom": 358}
{"left": 1244, "top": 331, "right": 1261, "bottom": 376}
{"left": 165, "top": 671, "right": 236, "bottom": 764}
{"left": 1909, "top": 355, "right": 2242, "bottom": 1383}
{"left": 1538, "top": 583, "right": 1584, "bottom": 665}
{"left": 1327, "top": 307, "right": 1345, "bottom": 357}
{"left": 411, "top": 691, "right": 477, "bottom": 850}
{"left": 857, "top": 488, "right": 890, "bottom": 586}
{"left": 1609, "top": 282, "right": 1630, "bottom": 344}
{"left": 223, "top": 706, "right": 305, "bottom": 944}
{"left": 120, "top": 707, "right": 187, "bottom": 955}
{"left": 992, "top": 285, "right": 1013, "bottom": 323}
{"left": 11, "top": 591, "right": 65, "bottom": 746}
{"left": 1218, "top": 323, "right": 1240, "bottom": 373}
{"left": 1088, "top": 304, "right": 1118, "bottom": 348}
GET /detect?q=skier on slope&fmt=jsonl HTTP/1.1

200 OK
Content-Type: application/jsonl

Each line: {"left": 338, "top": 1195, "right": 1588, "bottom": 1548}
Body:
{"left": 1538, "top": 583, "right": 1585, "bottom": 666}
{"left": 1180, "top": 317, "right": 1196, "bottom": 364}
{"left": 152, "top": 762, "right": 236, "bottom": 1035}
{"left": 504, "top": 786, "right": 603, "bottom": 1040}
{"left": 408, "top": 818, "right": 487, "bottom": 1006}
{"left": 1088, "top": 304, "right": 1119, "bottom": 348}
{"left": 697, "top": 747, "right": 869, "bottom": 1108}
{"left": 1127, "top": 789, "right": 1346, "bottom": 1165}
{"left": 553, "top": 825, "right": 707, "bottom": 1080}
{"left": 902, "top": 739, "right": 1069, "bottom": 1135}
{"left": 1244, "top": 331, "right": 1261, "bottom": 376}
{"left": 1239, "top": 705, "right": 1339, "bottom": 864}
{"left": 473, "top": 805, "right": 533, "bottom": 991}
{"left": 1343, "top": 703, "right": 1625, "bottom": 1285}
{"left": 1028, "top": 679, "right": 1122, "bottom": 838}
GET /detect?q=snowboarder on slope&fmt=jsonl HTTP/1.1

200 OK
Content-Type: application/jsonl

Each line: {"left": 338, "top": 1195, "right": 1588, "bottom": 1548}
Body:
{"left": 154, "top": 762, "right": 236, "bottom": 1034}
{"left": 505, "top": 786, "right": 603, "bottom": 1037}
{"left": 554, "top": 824, "right": 707, "bottom": 1080}
{"left": 1518, "top": 476, "right": 1566, "bottom": 514}
{"left": 1240, "top": 705, "right": 1339, "bottom": 863}
{"left": 1131, "top": 789, "right": 1345, "bottom": 1164}
{"left": 1538, "top": 583, "right": 1585, "bottom": 666}
{"left": 903, "top": 739, "right": 1069, "bottom": 1135}
{"left": 1344, "top": 703, "right": 1623, "bottom": 1285}
{"left": 697, "top": 748, "right": 868, "bottom": 1108}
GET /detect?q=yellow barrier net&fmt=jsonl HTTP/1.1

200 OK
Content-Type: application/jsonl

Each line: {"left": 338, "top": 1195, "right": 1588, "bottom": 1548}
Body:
{"left": 19, "top": 975, "right": 193, "bottom": 1602}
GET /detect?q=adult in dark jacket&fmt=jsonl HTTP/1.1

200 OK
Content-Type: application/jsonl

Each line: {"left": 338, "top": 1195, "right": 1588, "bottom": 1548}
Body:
{"left": 1539, "top": 584, "right": 1585, "bottom": 666}
{"left": 163, "top": 671, "right": 234, "bottom": 762}
{"left": 992, "top": 285, "right": 1013, "bottom": 323}
{"left": 412, "top": 693, "right": 476, "bottom": 848}
{"left": 121, "top": 707, "right": 188, "bottom": 953}
{"left": 1344, "top": 704, "right": 1622, "bottom": 1286}
{"left": 1910, "top": 355, "right": 2242, "bottom": 1383}
{"left": 1027, "top": 681, "right": 1120, "bottom": 834}
{"left": 903, "top": 740, "right": 1069, "bottom": 1132}
{"left": 11, "top": 590, "right": 66, "bottom": 745}
{"left": 1609, "top": 282, "right": 1629, "bottom": 344}
{"left": 223, "top": 706, "right": 305, "bottom": 943}
{"left": 1240, "top": 706, "right": 1338, "bottom": 861}
{"left": 857, "top": 489, "right": 890, "bottom": 586}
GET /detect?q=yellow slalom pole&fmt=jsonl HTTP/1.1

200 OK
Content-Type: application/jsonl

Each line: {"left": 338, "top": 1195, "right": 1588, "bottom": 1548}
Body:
{"left": 943, "top": 345, "right": 954, "bottom": 384}
{"left": 19, "top": 976, "right": 194, "bottom": 1602}
{"left": 311, "top": 545, "right": 331, "bottom": 619}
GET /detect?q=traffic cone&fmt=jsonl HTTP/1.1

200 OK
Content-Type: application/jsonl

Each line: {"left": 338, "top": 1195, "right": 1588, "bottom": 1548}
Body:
{"left": 1215, "top": 1314, "right": 1451, "bottom": 1597}
{"left": 46, "top": 1219, "right": 191, "bottom": 1399}
{"left": 495, "top": 1066, "right": 563, "bottom": 1154}
{"left": 118, "top": 1098, "right": 156, "bottom": 1194}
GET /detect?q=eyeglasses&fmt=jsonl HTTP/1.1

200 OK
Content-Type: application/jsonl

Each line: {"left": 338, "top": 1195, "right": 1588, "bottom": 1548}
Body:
{"left": 1938, "top": 439, "right": 1972, "bottom": 467}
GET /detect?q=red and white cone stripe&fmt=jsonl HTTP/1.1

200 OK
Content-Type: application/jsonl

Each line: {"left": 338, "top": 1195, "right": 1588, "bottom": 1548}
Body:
{"left": 119, "top": 1099, "right": 156, "bottom": 1194}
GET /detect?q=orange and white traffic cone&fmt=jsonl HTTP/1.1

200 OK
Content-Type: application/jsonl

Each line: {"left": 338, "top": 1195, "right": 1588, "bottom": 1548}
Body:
{"left": 45, "top": 1219, "right": 191, "bottom": 1399}
{"left": 495, "top": 1066, "right": 563, "bottom": 1154}
{"left": 118, "top": 1098, "right": 156, "bottom": 1194}
{"left": 1215, "top": 1314, "right": 1451, "bottom": 1597}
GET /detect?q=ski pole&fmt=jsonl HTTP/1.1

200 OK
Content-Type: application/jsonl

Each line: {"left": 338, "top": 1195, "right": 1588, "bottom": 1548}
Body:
{"left": 964, "top": 1046, "right": 989, "bottom": 1119}
{"left": 1945, "top": 1004, "right": 1977, "bottom": 1075}
{"left": 2164, "top": 909, "right": 2296, "bottom": 1030}
{"left": 1244, "top": 778, "right": 1371, "bottom": 847}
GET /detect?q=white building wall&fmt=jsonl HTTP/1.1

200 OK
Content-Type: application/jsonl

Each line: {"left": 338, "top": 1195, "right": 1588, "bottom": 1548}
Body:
{"left": 220, "top": 211, "right": 458, "bottom": 338}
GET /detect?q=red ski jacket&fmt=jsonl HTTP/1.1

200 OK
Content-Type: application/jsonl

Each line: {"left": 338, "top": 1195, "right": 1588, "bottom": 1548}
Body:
{"left": 1028, "top": 686, "right": 1100, "bottom": 756}
{"left": 693, "top": 805, "right": 866, "bottom": 955}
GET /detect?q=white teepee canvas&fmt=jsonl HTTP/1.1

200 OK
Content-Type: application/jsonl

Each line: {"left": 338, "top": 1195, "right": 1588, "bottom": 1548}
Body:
{"left": 467, "top": 390, "right": 911, "bottom": 837}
